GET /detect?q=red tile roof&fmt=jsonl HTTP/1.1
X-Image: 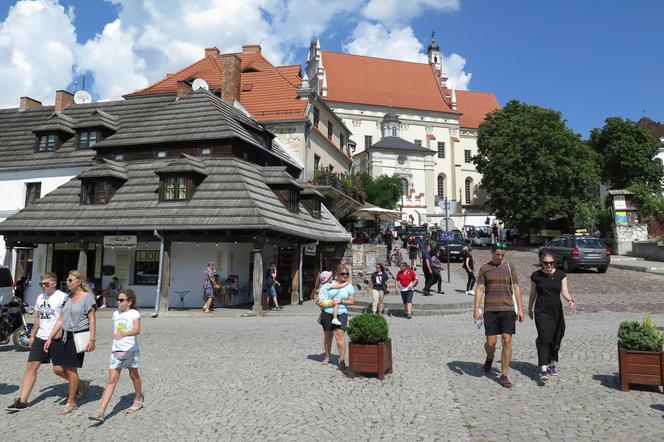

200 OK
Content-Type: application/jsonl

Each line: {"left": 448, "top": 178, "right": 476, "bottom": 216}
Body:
{"left": 454, "top": 90, "right": 500, "bottom": 129}
{"left": 125, "top": 51, "right": 307, "bottom": 122}
{"left": 321, "top": 51, "right": 456, "bottom": 113}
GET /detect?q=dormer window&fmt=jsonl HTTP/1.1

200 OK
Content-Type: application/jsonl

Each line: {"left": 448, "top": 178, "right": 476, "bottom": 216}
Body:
{"left": 303, "top": 198, "right": 321, "bottom": 219}
{"left": 162, "top": 176, "right": 190, "bottom": 201}
{"left": 38, "top": 134, "right": 58, "bottom": 151}
{"left": 78, "top": 130, "right": 99, "bottom": 149}
{"left": 287, "top": 188, "right": 299, "bottom": 212}
{"left": 81, "top": 181, "right": 110, "bottom": 204}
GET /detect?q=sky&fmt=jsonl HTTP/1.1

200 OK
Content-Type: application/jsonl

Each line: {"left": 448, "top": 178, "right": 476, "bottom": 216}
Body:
{"left": 0, "top": 0, "right": 662, "bottom": 139}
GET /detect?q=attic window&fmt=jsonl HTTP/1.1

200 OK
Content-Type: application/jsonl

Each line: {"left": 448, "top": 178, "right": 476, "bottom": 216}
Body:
{"left": 37, "top": 134, "right": 58, "bottom": 152}
{"left": 81, "top": 181, "right": 110, "bottom": 205}
{"left": 161, "top": 176, "right": 191, "bottom": 201}
{"left": 287, "top": 188, "right": 299, "bottom": 212}
{"left": 201, "top": 147, "right": 211, "bottom": 156}
{"left": 78, "top": 130, "right": 99, "bottom": 149}
{"left": 242, "top": 67, "right": 259, "bottom": 73}
{"left": 302, "top": 198, "right": 321, "bottom": 219}
{"left": 241, "top": 83, "right": 254, "bottom": 92}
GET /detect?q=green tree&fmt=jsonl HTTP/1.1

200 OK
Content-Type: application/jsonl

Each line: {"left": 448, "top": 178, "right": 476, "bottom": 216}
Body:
{"left": 359, "top": 173, "right": 402, "bottom": 209}
{"left": 588, "top": 117, "right": 664, "bottom": 190}
{"left": 475, "top": 100, "right": 601, "bottom": 232}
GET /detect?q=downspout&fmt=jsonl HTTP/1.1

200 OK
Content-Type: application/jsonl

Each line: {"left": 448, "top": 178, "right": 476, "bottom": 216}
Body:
{"left": 152, "top": 229, "right": 165, "bottom": 318}
{"left": 299, "top": 240, "right": 319, "bottom": 303}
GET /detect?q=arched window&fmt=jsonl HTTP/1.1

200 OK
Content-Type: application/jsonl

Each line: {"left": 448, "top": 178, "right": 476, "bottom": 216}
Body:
{"left": 401, "top": 178, "right": 408, "bottom": 195}
{"left": 465, "top": 178, "right": 473, "bottom": 205}
{"left": 437, "top": 174, "right": 446, "bottom": 198}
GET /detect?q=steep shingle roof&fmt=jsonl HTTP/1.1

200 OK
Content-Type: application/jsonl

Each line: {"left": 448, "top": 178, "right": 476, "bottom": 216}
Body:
{"left": 77, "top": 159, "right": 128, "bottom": 181}
{"left": 454, "top": 90, "right": 500, "bottom": 129}
{"left": 370, "top": 136, "right": 434, "bottom": 152}
{"left": 154, "top": 153, "right": 208, "bottom": 176}
{"left": 73, "top": 108, "right": 120, "bottom": 131}
{"left": 0, "top": 157, "right": 349, "bottom": 242}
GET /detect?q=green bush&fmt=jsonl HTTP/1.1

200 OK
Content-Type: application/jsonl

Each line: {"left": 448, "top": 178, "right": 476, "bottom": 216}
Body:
{"left": 618, "top": 316, "right": 664, "bottom": 351}
{"left": 347, "top": 313, "right": 389, "bottom": 345}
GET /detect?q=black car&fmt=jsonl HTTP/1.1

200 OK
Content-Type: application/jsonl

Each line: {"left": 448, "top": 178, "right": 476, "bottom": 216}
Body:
{"left": 431, "top": 231, "right": 466, "bottom": 262}
{"left": 540, "top": 234, "right": 611, "bottom": 273}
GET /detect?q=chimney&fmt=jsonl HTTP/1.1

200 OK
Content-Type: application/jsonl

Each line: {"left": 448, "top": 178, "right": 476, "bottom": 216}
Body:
{"left": 54, "top": 90, "right": 74, "bottom": 112}
{"left": 221, "top": 54, "right": 241, "bottom": 106}
{"left": 19, "top": 96, "right": 42, "bottom": 111}
{"left": 205, "top": 47, "right": 220, "bottom": 58}
{"left": 242, "top": 44, "right": 261, "bottom": 54}
{"left": 176, "top": 80, "right": 193, "bottom": 97}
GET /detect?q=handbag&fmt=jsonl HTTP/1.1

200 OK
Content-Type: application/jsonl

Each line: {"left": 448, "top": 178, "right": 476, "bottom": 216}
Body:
{"left": 73, "top": 330, "right": 90, "bottom": 353}
{"left": 507, "top": 263, "right": 518, "bottom": 314}
{"left": 113, "top": 350, "right": 134, "bottom": 360}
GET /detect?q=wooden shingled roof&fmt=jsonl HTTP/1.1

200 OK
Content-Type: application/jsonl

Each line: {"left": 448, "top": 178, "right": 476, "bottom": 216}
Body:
{"left": 0, "top": 157, "right": 350, "bottom": 242}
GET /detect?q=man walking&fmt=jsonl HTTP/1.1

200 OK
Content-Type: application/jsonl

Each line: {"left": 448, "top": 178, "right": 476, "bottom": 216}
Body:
{"left": 202, "top": 260, "right": 215, "bottom": 312}
{"left": 421, "top": 243, "right": 435, "bottom": 296}
{"left": 7, "top": 273, "right": 68, "bottom": 411}
{"left": 395, "top": 262, "right": 417, "bottom": 319}
{"left": 431, "top": 251, "right": 444, "bottom": 294}
{"left": 472, "top": 242, "right": 523, "bottom": 388}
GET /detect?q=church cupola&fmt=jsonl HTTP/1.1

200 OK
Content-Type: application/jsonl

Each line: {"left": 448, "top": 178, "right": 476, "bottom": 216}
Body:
{"left": 427, "top": 31, "right": 448, "bottom": 88}
{"left": 381, "top": 108, "right": 401, "bottom": 138}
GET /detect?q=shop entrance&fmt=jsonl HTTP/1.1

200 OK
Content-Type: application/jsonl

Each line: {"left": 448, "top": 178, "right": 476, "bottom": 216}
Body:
{"left": 52, "top": 249, "right": 96, "bottom": 291}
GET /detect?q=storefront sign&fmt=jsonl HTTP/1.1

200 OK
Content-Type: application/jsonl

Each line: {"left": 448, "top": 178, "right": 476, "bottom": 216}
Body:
{"left": 54, "top": 243, "right": 96, "bottom": 251}
{"left": 304, "top": 244, "right": 317, "bottom": 256}
{"left": 613, "top": 196, "right": 626, "bottom": 210}
{"left": 103, "top": 235, "right": 137, "bottom": 248}
{"left": 114, "top": 250, "right": 130, "bottom": 285}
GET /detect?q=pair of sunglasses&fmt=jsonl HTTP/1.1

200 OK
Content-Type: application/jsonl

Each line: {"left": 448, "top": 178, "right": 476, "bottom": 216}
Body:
{"left": 495, "top": 242, "right": 507, "bottom": 250}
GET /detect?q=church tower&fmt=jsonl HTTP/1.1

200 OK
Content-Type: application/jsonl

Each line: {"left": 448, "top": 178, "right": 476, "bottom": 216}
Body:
{"left": 427, "top": 31, "right": 448, "bottom": 88}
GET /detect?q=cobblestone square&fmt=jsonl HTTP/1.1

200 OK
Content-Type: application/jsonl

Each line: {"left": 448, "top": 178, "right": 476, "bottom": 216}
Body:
{"left": 2, "top": 302, "right": 663, "bottom": 441}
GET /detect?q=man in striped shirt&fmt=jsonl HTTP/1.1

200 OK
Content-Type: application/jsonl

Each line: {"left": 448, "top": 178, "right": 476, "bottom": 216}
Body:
{"left": 473, "top": 242, "right": 523, "bottom": 388}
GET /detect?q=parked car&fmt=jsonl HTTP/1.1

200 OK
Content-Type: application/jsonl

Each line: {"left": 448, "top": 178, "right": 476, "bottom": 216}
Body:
{"left": 540, "top": 234, "right": 611, "bottom": 273}
{"left": 431, "top": 230, "right": 466, "bottom": 262}
{"left": 464, "top": 225, "right": 492, "bottom": 247}
{"left": 0, "top": 265, "right": 14, "bottom": 301}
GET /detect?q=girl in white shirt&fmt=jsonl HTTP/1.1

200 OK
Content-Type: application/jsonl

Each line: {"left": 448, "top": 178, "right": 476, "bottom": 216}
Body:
{"left": 89, "top": 289, "right": 142, "bottom": 422}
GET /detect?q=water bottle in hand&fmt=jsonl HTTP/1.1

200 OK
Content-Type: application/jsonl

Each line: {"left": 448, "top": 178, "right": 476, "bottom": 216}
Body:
{"left": 474, "top": 308, "right": 483, "bottom": 330}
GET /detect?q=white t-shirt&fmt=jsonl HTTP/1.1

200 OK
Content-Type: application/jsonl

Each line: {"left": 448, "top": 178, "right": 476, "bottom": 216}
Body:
{"left": 34, "top": 290, "right": 67, "bottom": 340}
{"left": 111, "top": 309, "right": 141, "bottom": 352}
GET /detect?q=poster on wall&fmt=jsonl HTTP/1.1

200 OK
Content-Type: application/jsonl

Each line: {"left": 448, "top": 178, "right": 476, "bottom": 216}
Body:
{"left": 615, "top": 211, "right": 629, "bottom": 226}
{"left": 352, "top": 248, "right": 364, "bottom": 267}
{"left": 365, "top": 250, "right": 376, "bottom": 274}
{"left": 115, "top": 251, "right": 130, "bottom": 285}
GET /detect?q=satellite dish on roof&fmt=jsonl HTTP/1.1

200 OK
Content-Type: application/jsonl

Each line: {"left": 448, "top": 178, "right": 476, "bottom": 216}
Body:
{"left": 192, "top": 78, "right": 209, "bottom": 91}
{"left": 74, "top": 90, "right": 92, "bottom": 104}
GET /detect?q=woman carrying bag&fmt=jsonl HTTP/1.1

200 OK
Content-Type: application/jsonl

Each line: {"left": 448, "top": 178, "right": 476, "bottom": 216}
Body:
{"left": 369, "top": 263, "right": 389, "bottom": 314}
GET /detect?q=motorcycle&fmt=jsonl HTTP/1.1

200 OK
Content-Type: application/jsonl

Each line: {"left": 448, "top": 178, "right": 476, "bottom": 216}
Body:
{"left": 0, "top": 294, "right": 34, "bottom": 351}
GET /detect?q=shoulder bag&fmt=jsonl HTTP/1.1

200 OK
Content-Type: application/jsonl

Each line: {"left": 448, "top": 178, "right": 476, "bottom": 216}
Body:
{"left": 73, "top": 330, "right": 91, "bottom": 353}
{"left": 507, "top": 263, "right": 518, "bottom": 314}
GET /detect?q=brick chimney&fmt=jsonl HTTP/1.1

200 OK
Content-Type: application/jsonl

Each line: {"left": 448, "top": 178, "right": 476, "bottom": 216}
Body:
{"left": 205, "top": 47, "right": 220, "bottom": 58}
{"left": 54, "top": 90, "right": 74, "bottom": 112}
{"left": 242, "top": 44, "right": 261, "bottom": 54}
{"left": 221, "top": 54, "right": 241, "bottom": 106}
{"left": 19, "top": 96, "right": 42, "bottom": 111}
{"left": 176, "top": 80, "right": 193, "bottom": 97}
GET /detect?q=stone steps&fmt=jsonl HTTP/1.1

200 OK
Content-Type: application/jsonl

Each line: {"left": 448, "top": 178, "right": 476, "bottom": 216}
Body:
{"left": 346, "top": 299, "right": 473, "bottom": 316}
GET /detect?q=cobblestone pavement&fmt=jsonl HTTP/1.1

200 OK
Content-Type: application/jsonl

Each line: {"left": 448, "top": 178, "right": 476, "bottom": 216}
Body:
{"left": 2, "top": 310, "right": 663, "bottom": 441}
{"left": 449, "top": 248, "right": 664, "bottom": 313}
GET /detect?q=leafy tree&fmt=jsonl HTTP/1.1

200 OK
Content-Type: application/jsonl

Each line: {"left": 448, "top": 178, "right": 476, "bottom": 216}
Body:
{"left": 627, "top": 182, "right": 664, "bottom": 224}
{"left": 359, "top": 173, "right": 402, "bottom": 209}
{"left": 589, "top": 117, "right": 664, "bottom": 191}
{"left": 475, "top": 100, "right": 601, "bottom": 232}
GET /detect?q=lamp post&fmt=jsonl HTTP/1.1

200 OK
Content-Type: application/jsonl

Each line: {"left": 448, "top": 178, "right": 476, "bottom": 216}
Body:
{"left": 444, "top": 197, "right": 451, "bottom": 283}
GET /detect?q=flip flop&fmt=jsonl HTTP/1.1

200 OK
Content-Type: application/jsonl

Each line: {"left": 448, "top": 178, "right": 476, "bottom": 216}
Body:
{"left": 60, "top": 403, "right": 78, "bottom": 415}
{"left": 125, "top": 401, "right": 143, "bottom": 414}
{"left": 88, "top": 414, "right": 105, "bottom": 423}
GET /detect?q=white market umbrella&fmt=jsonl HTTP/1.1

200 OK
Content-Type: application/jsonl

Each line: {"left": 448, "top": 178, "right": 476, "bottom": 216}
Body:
{"left": 353, "top": 205, "right": 402, "bottom": 223}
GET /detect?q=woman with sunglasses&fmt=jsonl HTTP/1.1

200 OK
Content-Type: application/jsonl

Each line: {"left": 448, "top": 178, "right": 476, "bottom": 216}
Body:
{"left": 319, "top": 264, "right": 355, "bottom": 371}
{"left": 89, "top": 289, "right": 142, "bottom": 422}
{"left": 528, "top": 251, "right": 576, "bottom": 385}
{"left": 44, "top": 270, "right": 96, "bottom": 414}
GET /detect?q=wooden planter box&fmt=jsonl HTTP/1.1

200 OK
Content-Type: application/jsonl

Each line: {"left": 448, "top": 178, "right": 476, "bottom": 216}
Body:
{"left": 348, "top": 339, "right": 393, "bottom": 380}
{"left": 618, "top": 346, "right": 664, "bottom": 392}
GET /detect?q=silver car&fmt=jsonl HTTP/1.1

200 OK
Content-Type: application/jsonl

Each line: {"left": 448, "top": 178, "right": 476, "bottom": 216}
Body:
{"left": 541, "top": 235, "right": 611, "bottom": 273}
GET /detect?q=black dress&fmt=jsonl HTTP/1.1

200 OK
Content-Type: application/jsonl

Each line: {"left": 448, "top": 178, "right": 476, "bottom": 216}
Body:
{"left": 530, "top": 269, "right": 566, "bottom": 367}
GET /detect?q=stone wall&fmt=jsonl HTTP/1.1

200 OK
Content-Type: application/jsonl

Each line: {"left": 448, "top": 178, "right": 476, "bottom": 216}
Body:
{"left": 613, "top": 224, "right": 648, "bottom": 255}
{"left": 632, "top": 240, "right": 664, "bottom": 262}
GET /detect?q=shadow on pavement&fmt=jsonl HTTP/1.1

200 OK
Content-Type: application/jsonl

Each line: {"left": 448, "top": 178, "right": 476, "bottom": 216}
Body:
{"left": 88, "top": 393, "right": 136, "bottom": 426}
{"left": 306, "top": 353, "right": 340, "bottom": 366}
{"left": 0, "top": 383, "right": 19, "bottom": 396}
{"left": 447, "top": 361, "right": 485, "bottom": 378}
{"left": 29, "top": 382, "right": 104, "bottom": 407}
{"left": 510, "top": 361, "right": 539, "bottom": 381}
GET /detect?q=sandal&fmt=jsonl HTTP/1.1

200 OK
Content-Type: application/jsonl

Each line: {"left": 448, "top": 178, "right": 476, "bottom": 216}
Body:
{"left": 60, "top": 403, "right": 78, "bottom": 415}
{"left": 88, "top": 413, "right": 105, "bottom": 423}
{"left": 125, "top": 401, "right": 143, "bottom": 414}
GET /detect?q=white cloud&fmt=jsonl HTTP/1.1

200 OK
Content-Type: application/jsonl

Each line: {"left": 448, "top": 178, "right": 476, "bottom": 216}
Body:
{"left": 344, "top": 21, "right": 472, "bottom": 89}
{"left": 362, "top": 0, "right": 459, "bottom": 25}
{"left": 0, "top": 0, "right": 76, "bottom": 107}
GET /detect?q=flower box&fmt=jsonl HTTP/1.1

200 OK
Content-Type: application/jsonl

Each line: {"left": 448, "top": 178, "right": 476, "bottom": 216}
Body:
{"left": 618, "top": 346, "right": 664, "bottom": 392}
{"left": 348, "top": 338, "right": 393, "bottom": 380}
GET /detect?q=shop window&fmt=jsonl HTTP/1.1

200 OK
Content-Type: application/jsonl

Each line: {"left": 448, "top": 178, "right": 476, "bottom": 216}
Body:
{"left": 78, "top": 130, "right": 99, "bottom": 149}
{"left": 134, "top": 250, "right": 160, "bottom": 285}
{"left": 25, "top": 182, "right": 42, "bottom": 206}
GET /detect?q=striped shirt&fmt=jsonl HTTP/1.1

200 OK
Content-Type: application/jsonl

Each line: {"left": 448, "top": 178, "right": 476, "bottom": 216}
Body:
{"left": 477, "top": 261, "right": 519, "bottom": 312}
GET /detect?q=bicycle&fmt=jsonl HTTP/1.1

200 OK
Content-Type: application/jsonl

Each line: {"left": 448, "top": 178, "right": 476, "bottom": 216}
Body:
{"left": 390, "top": 249, "right": 403, "bottom": 266}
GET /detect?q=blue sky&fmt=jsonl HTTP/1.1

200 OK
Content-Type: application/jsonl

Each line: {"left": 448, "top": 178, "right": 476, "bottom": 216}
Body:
{"left": 0, "top": 0, "right": 662, "bottom": 138}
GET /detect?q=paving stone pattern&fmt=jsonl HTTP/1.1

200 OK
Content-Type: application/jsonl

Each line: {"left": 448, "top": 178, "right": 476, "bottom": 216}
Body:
{"left": 2, "top": 309, "right": 663, "bottom": 441}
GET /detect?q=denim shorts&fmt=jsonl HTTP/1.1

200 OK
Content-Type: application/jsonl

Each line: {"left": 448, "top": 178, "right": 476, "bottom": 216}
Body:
{"left": 109, "top": 350, "right": 140, "bottom": 369}
{"left": 204, "top": 286, "right": 213, "bottom": 297}
{"left": 268, "top": 285, "right": 277, "bottom": 298}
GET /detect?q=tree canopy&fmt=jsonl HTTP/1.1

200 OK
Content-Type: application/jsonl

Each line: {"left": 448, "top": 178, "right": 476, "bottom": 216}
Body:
{"left": 588, "top": 117, "right": 664, "bottom": 190}
{"left": 475, "top": 100, "right": 601, "bottom": 232}
{"left": 359, "top": 173, "right": 402, "bottom": 210}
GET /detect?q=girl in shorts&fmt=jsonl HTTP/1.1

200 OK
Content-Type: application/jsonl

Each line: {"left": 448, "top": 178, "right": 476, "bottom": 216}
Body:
{"left": 89, "top": 289, "right": 142, "bottom": 422}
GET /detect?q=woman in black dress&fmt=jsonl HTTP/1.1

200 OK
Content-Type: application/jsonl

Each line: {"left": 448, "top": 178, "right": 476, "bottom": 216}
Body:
{"left": 528, "top": 251, "right": 576, "bottom": 385}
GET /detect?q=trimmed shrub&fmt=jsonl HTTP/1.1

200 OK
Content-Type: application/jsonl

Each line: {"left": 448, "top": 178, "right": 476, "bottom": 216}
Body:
{"left": 618, "top": 316, "right": 664, "bottom": 352}
{"left": 347, "top": 313, "right": 389, "bottom": 345}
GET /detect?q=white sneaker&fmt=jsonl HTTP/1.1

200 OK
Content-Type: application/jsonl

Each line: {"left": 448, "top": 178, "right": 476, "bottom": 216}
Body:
{"left": 100, "top": 304, "right": 106, "bottom": 309}
{"left": 331, "top": 318, "right": 342, "bottom": 326}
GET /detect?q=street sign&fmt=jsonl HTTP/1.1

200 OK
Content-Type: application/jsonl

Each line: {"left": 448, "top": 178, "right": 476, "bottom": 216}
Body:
{"left": 304, "top": 244, "right": 317, "bottom": 256}
{"left": 103, "top": 235, "right": 137, "bottom": 248}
